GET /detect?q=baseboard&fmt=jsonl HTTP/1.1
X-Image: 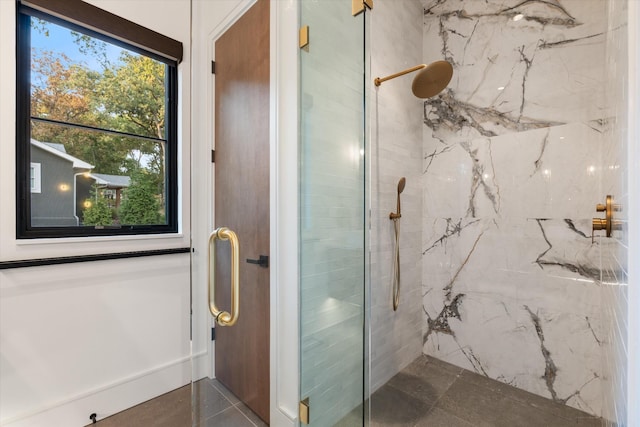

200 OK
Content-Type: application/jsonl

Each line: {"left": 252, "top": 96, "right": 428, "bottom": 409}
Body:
{"left": 2, "top": 353, "right": 197, "bottom": 427}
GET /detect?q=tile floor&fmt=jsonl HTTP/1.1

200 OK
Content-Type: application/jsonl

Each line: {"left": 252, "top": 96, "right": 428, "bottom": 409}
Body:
{"left": 89, "top": 378, "right": 267, "bottom": 427}
{"left": 90, "top": 355, "right": 603, "bottom": 427}
{"left": 339, "top": 355, "right": 603, "bottom": 427}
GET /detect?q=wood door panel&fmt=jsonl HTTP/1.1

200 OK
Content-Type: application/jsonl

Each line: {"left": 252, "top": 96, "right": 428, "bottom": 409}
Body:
{"left": 214, "top": 0, "right": 270, "bottom": 423}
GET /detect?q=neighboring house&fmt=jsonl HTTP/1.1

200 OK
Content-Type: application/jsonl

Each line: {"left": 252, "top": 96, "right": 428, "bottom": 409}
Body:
{"left": 88, "top": 173, "right": 131, "bottom": 209}
{"left": 30, "top": 139, "right": 130, "bottom": 226}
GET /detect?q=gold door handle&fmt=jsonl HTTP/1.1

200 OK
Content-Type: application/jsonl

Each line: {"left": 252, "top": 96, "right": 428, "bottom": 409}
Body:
{"left": 208, "top": 227, "right": 240, "bottom": 326}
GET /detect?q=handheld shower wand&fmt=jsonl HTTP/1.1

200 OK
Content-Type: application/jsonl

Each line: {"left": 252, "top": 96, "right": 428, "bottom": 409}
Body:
{"left": 390, "top": 178, "right": 405, "bottom": 311}
{"left": 389, "top": 178, "right": 406, "bottom": 220}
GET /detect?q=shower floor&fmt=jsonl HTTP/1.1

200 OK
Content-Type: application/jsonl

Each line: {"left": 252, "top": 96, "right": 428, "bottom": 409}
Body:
{"left": 339, "top": 355, "right": 603, "bottom": 427}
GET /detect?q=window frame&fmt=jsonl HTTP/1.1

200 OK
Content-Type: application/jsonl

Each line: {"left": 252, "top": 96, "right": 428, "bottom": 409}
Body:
{"left": 16, "top": 4, "right": 179, "bottom": 239}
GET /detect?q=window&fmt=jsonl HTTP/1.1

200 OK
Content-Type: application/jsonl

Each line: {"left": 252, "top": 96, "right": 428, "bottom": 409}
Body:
{"left": 30, "top": 162, "right": 41, "bottom": 193}
{"left": 16, "top": 1, "right": 181, "bottom": 238}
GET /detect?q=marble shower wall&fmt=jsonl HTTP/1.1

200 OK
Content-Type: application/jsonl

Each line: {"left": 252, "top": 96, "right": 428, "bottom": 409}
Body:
{"left": 420, "top": 0, "right": 614, "bottom": 417}
{"left": 369, "top": 0, "right": 424, "bottom": 393}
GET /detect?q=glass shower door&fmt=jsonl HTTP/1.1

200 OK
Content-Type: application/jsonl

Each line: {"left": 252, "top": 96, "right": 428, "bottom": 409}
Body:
{"left": 299, "top": 1, "right": 367, "bottom": 425}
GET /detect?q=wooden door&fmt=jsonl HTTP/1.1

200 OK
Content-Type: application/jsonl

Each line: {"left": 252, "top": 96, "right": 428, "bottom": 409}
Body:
{"left": 214, "top": 0, "right": 270, "bottom": 423}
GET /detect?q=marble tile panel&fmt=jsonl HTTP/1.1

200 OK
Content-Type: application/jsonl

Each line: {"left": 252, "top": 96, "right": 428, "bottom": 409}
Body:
{"left": 424, "top": 124, "right": 606, "bottom": 219}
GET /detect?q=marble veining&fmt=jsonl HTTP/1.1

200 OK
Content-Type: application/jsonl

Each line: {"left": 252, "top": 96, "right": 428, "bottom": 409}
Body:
{"left": 534, "top": 218, "right": 600, "bottom": 282}
{"left": 422, "top": 218, "right": 480, "bottom": 254}
{"left": 423, "top": 292, "right": 465, "bottom": 342}
{"left": 423, "top": 91, "right": 562, "bottom": 144}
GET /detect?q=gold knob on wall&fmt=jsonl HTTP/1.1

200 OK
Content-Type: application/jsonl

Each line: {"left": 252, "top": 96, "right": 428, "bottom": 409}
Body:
{"left": 592, "top": 195, "right": 621, "bottom": 243}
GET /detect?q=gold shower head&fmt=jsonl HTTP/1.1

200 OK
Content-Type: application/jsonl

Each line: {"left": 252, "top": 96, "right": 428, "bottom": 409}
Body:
{"left": 374, "top": 60, "right": 453, "bottom": 99}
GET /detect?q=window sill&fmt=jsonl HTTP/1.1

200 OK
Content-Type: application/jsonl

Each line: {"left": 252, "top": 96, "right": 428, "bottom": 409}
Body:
{"left": 15, "top": 232, "right": 185, "bottom": 246}
{"left": 0, "top": 246, "right": 190, "bottom": 269}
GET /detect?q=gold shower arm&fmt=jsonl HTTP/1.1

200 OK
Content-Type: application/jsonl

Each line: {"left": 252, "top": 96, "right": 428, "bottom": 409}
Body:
{"left": 374, "top": 64, "right": 426, "bottom": 86}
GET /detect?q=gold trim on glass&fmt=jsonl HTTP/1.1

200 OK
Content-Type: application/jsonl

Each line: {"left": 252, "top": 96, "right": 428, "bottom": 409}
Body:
{"left": 208, "top": 227, "right": 240, "bottom": 326}
{"left": 299, "top": 25, "right": 309, "bottom": 50}
{"left": 299, "top": 397, "right": 310, "bottom": 424}
{"left": 352, "top": 0, "right": 373, "bottom": 16}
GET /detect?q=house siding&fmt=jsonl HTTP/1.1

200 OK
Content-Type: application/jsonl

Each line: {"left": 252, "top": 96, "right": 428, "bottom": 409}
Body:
{"left": 30, "top": 145, "right": 87, "bottom": 226}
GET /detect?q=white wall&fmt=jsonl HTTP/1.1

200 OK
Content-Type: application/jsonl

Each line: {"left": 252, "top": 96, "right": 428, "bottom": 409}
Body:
{"left": 0, "top": 1, "right": 192, "bottom": 425}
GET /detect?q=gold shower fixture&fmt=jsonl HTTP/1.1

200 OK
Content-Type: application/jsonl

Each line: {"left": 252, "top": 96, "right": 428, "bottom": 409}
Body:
{"left": 389, "top": 177, "right": 406, "bottom": 220}
{"left": 390, "top": 177, "right": 405, "bottom": 311}
{"left": 374, "top": 60, "right": 453, "bottom": 98}
{"left": 592, "top": 195, "right": 622, "bottom": 243}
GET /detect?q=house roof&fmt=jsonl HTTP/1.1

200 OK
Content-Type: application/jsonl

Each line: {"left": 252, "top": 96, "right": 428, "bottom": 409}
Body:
{"left": 90, "top": 173, "right": 131, "bottom": 188}
{"left": 43, "top": 142, "right": 67, "bottom": 153}
{"left": 30, "top": 139, "right": 94, "bottom": 170}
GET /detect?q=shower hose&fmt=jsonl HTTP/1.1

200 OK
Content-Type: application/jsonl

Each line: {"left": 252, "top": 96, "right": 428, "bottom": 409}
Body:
{"left": 392, "top": 217, "right": 400, "bottom": 311}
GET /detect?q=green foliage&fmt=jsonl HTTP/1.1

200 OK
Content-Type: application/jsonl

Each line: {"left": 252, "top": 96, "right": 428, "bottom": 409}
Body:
{"left": 81, "top": 185, "right": 113, "bottom": 226}
{"left": 31, "top": 24, "right": 169, "bottom": 223}
{"left": 119, "top": 170, "right": 164, "bottom": 225}
{"left": 30, "top": 50, "right": 165, "bottom": 178}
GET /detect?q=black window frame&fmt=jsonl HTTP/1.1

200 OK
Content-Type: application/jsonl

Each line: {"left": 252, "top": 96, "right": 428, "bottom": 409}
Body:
{"left": 16, "top": 3, "right": 179, "bottom": 239}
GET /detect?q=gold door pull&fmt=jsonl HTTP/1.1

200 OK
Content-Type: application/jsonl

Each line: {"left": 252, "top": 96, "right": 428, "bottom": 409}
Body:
{"left": 208, "top": 227, "right": 240, "bottom": 326}
{"left": 592, "top": 195, "right": 622, "bottom": 243}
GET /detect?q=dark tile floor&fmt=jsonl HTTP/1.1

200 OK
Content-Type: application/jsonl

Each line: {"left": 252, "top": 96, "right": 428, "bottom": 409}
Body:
{"left": 90, "top": 356, "right": 603, "bottom": 427}
{"left": 89, "top": 378, "right": 267, "bottom": 427}
{"left": 339, "top": 355, "right": 603, "bottom": 427}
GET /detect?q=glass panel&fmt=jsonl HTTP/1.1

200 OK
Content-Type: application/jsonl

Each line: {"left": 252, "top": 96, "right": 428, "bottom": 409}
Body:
{"left": 30, "top": 16, "right": 166, "bottom": 139}
{"left": 299, "top": 1, "right": 366, "bottom": 426}
{"left": 29, "top": 123, "right": 167, "bottom": 227}
{"left": 25, "top": 13, "right": 171, "bottom": 231}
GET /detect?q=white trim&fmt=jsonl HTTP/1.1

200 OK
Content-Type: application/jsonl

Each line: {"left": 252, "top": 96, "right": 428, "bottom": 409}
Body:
{"left": 627, "top": 2, "right": 639, "bottom": 425}
{"left": 14, "top": 233, "right": 185, "bottom": 246}
{"left": 0, "top": 351, "right": 201, "bottom": 426}
{"left": 29, "top": 162, "right": 41, "bottom": 194}
{"left": 270, "top": 1, "right": 299, "bottom": 426}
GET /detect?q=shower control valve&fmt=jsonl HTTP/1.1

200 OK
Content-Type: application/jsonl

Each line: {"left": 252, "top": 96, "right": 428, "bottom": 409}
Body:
{"left": 592, "top": 195, "right": 622, "bottom": 243}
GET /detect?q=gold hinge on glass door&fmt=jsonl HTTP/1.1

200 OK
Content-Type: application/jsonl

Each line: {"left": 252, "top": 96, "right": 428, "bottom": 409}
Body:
{"left": 352, "top": 0, "right": 373, "bottom": 16}
{"left": 299, "top": 397, "right": 310, "bottom": 424}
{"left": 299, "top": 25, "right": 309, "bottom": 50}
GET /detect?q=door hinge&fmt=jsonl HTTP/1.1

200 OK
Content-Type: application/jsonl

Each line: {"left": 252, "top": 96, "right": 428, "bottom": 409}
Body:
{"left": 211, "top": 150, "right": 215, "bottom": 163}
{"left": 299, "top": 397, "right": 309, "bottom": 424}
{"left": 211, "top": 327, "right": 216, "bottom": 341}
{"left": 352, "top": 0, "right": 373, "bottom": 16}
{"left": 299, "top": 25, "right": 309, "bottom": 51}
{"left": 211, "top": 60, "right": 216, "bottom": 74}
